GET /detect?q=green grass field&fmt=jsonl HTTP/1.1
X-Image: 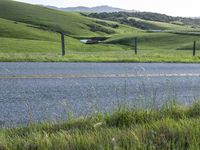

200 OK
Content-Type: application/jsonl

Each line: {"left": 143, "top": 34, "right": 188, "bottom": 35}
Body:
{"left": 0, "top": 0, "right": 200, "bottom": 62}
{"left": 0, "top": 101, "right": 199, "bottom": 149}
{"left": 106, "top": 32, "right": 200, "bottom": 50}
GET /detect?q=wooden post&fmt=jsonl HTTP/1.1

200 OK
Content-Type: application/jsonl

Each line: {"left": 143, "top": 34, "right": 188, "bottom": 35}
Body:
{"left": 134, "top": 37, "right": 138, "bottom": 55}
{"left": 61, "top": 32, "right": 65, "bottom": 56}
{"left": 193, "top": 41, "right": 196, "bottom": 56}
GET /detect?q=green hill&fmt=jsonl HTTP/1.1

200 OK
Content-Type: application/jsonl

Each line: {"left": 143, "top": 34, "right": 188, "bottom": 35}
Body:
{"left": 0, "top": 17, "right": 129, "bottom": 53}
{"left": 105, "top": 32, "right": 200, "bottom": 51}
{"left": 127, "top": 17, "right": 190, "bottom": 30}
{"left": 0, "top": 0, "right": 200, "bottom": 62}
{"left": 0, "top": 18, "right": 58, "bottom": 41}
{"left": 0, "top": 0, "right": 139, "bottom": 54}
{"left": 0, "top": 0, "right": 137, "bottom": 37}
{"left": 88, "top": 11, "right": 200, "bottom": 29}
{"left": 0, "top": 0, "right": 99, "bottom": 36}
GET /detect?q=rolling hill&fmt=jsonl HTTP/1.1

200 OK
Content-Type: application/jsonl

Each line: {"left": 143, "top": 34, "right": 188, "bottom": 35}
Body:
{"left": 0, "top": 0, "right": 101, "bottom": 37}
{"left": 105, "top": 32, "right": 200, "bottom": 51}
{"left": 0, "top": 0, "right": 137, "bottom": 37}
{"left": 0, "top": 18, "right": 58, "bottom": 41}
{"left": 88, "top": 12, "right": 200, "bottom": 29}
{"left": 0, "top": 0, "right": 139, "bottom": 54}
{"left": 1, "top": 0, "right": 200, "bottom": 62}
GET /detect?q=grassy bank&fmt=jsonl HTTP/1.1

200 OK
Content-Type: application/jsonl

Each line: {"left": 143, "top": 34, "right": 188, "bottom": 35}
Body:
{"left": 1, "top": 51, "right": 200, "bottom": 63}
{"left": 0, "top": 101, "right": 199, "bottom": 149}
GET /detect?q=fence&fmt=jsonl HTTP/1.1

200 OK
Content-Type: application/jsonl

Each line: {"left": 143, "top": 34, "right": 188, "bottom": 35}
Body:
{"left": 59, "top": 32, "right": 199, "bottom": 57}
{"left": 0, "top": 32, "right": 199, "bottom": 61}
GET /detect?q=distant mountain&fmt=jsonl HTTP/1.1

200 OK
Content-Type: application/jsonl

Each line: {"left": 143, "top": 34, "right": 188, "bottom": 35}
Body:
{"left": 45, "top": 5, "right": 134, "bottom": 13}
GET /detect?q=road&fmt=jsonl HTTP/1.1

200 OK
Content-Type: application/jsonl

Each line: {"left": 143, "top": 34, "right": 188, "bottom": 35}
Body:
{"left": 0, "top": 62, "right": 200, "bottom": 126}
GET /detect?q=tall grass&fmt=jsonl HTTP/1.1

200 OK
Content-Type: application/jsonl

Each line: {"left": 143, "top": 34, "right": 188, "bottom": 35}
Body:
{"left": 0, "top": 101, "right": 199, "bottom": 149}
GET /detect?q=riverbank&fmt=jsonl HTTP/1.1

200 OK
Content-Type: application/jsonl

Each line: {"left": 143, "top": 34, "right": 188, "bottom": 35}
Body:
{"left": 0, "top": 101, "right": 199, "bottom": 149}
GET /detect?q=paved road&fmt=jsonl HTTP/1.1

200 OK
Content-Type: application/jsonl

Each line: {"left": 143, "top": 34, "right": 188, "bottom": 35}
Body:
{"left": 0, "top": 63, "right": 200, "bottom": 126}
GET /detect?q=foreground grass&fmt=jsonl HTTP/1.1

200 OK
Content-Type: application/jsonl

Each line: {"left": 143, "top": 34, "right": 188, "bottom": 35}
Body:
{"left": 0, "top": 101, "right": 199, "bottom": 149}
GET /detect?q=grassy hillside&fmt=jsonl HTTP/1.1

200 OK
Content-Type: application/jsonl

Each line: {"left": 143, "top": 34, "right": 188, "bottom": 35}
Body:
{"left": 0, "top": 0, "right": 98, "bottom": 36}
{"left": 0, "top": 17, "right": 129, "bottom": 53}
{"left": 0, "top": 0, "right": 137, "bottom": 37}
{"left": 0, "top": 19, "right": 129, "bottom": 54}
{"left": 0, "top": 0, "right": 200, "bottom": 62}
{"left": 0, "top": 0, "right": 136, "bottom": 56}
{"left": 106, "top": 32, "right": 200, "bottom": 50}
{"left": 127, "top": 17, "right": 191, "bottom": 30}
{"left": 0, "top": 0, "right": 138, "bottom": 55}
{"left": 0, "top": 18, "right": 58, "bottom": 41}
{"left": 0, "top": 101, "right": 199, "bottom": 149}
{"left": 88, "top": 11, "right": 200, "bottom": 28}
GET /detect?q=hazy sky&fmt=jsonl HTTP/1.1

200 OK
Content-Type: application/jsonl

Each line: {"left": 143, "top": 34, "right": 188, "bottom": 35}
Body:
{"left": 15, "top": 0, "right": 199, "bottom": 17}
